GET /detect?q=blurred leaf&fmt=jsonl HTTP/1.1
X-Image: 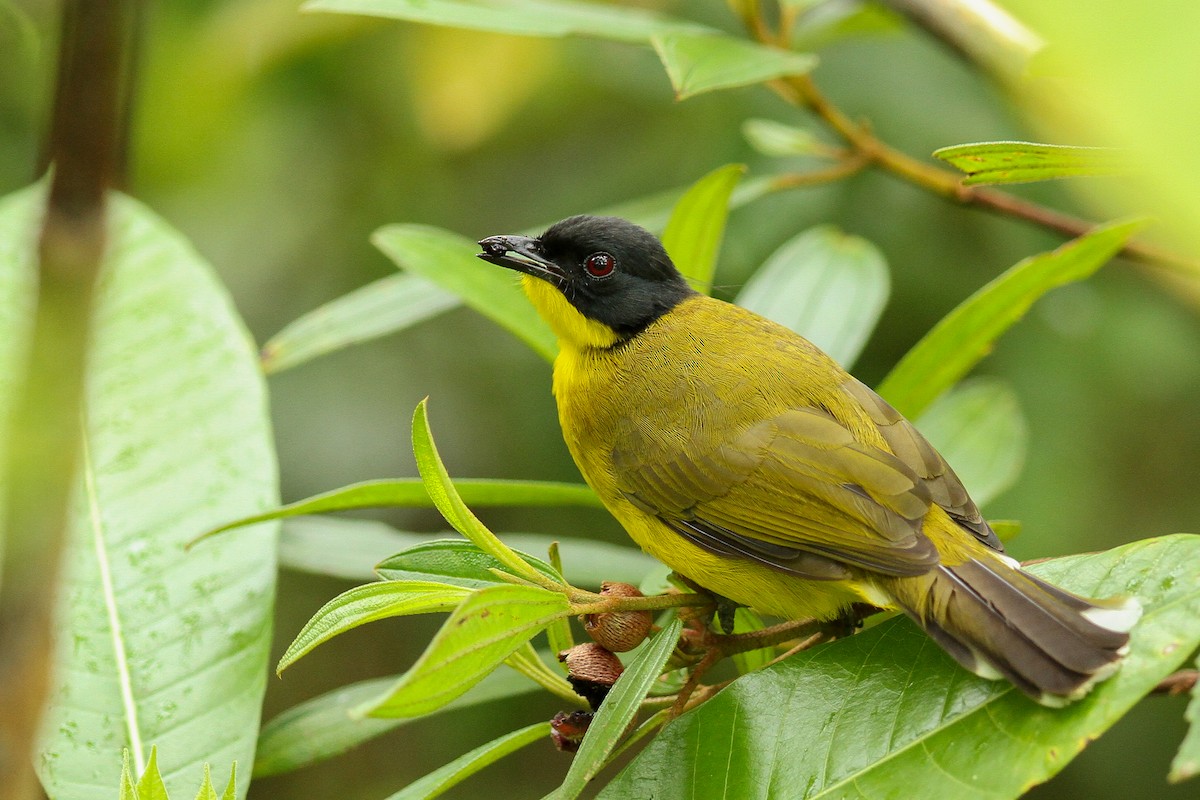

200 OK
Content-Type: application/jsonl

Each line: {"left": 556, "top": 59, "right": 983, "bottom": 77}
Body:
{"left": 990, "top": 519, "right": 1022, "bottom": 542}
{"left": 383, "top": 722, "right": 548, "bottom": 800}
{"left": 358, "top": 583, "right": 571, "bottom": 718}
{"left": 278, "top": 581, "right": 470, "bottom": 673}
{"left": 661, "top": 163, "right": 745, "bottom": 292}
{"left": 877, "top": 218, "right": 1144, "bottom": 418}
{"left": 193, "top": 763, "right": 237, "bottom": 800}
{"left": 741, "top": 118, "right": 824, "bottom": 157}
{"left": 279, "top": 517, "right": 656, "bottom": 588}
{"left": 915, "top": 378, "right": 1027, "bottom": 508}
{"left": 0, "top": 0, "right": 39, "bottom": 61}
{"left": 789, "top": 0, "right": 903, "bottom": 50}
{"left": 547, "top": 617, "right": 685, "bottom": 800}
{"left": 375, "top": 539, "right": 562, "bottom": 589}
{"left": 373, "top": 224, "right": 557, "bottom": 361}
{"left": 651, "top": 32, "right": 817, "bottom": 100}
{"left": 0, "top": 188, "right": 279, "bottom": 800}
{"left": 253, "top": 667, "right": 539, "bottom": 778}
{"left": 602, "top": 535, "right": 1200, "bottom": 799}
{"left": 730, "top": 607, "right": 773, "bottom": 675}
{"left": 1171, "top": 652, "right": 1200, "bottom": 782}
{"left": 413, "top": 398, "right": 564, "bottom": 588}
{"left": 198, "top": 477, "right": 601, "bottom": 542}
{"left": 260, "top": 273, "right": 458, "bottom": 374}
{"left": 735, "top": 224, "right": 889, "bottom": 368}
{"left": 934, "top": 141, "right": 1127, "bottom": 185}
{"left": 304, "top": 0, "right": 709, "bottom": 43}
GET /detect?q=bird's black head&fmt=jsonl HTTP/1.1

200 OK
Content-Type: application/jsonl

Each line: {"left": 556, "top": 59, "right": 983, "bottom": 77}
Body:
{"left": 478, "top": 215, "right": 696, "bottom": 348}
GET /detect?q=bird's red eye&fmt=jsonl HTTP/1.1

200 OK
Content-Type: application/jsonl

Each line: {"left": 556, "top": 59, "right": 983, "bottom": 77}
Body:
{"left": 584, "top": 252, "right": 615, "bottom": 278}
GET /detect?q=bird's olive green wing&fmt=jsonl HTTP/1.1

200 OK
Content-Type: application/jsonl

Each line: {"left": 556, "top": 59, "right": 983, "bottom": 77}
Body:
{"left": 839, "top": 378, "right": 1004, "bottom": 552}
{"left": 613, "top": 406, "right": 942, "bottom": 579}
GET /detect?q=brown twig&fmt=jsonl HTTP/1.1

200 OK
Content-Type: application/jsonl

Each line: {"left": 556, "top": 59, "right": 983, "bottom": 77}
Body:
{"left": 1152, "top": 670, "right": 1198, "bottom": 696}
{"left": 0, "top": 3, "right": 135, "bottom": 798}
{"left": 756, "top": 26, "right": 1200, "bottom": 282}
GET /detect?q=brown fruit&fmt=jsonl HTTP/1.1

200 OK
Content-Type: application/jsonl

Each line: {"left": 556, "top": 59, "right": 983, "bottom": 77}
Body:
{"left": 583, "top": 582, "right": 653, "bottom": 652}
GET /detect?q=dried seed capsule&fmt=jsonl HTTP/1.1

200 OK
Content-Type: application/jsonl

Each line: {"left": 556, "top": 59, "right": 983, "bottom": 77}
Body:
{"left": 583, "top": 582, "right": 653, "bottom": 652}
{"left": 550, "top": 710, "right": 593, "bottom": 753}
{"left": 559, "top": 642, "right": 623, "bottom": 710}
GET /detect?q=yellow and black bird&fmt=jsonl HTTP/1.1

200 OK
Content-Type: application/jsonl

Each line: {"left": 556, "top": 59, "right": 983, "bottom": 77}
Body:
{"left": 478, "top": 215, "right": 1140, "bottom": 705}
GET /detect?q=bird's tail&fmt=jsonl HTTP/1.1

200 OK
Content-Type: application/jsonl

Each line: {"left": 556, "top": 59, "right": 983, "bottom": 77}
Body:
{"left": 887, "top": 556, "right": 1142, "bottom": 706}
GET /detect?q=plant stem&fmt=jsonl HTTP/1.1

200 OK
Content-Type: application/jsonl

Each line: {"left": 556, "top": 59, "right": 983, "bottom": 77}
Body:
{"left": 764, "top": 55, "right": 1200, "bottom": 282}
{"left": 0, "top": 2, "right": 135, "bottom": 797}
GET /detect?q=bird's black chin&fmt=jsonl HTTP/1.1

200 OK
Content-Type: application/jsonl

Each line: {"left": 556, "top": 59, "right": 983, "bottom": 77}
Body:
{"left": 477, "top": 234, "right": 564, "bottom": 284}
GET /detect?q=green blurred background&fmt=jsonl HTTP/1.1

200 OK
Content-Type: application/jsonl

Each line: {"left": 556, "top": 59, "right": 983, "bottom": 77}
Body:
{"left": 3, "top": 1, "right": 1197, "bottom": 797}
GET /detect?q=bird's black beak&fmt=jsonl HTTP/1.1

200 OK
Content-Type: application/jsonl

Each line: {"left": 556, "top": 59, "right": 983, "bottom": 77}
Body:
{"left": 477, "top": 234, "right": 563, "bottom": 283}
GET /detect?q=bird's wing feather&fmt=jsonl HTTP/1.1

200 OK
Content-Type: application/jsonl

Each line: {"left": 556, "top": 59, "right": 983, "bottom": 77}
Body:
{"left": 838, "top": 379, "right": 1004, "bottom": 552}
{"left": 613, "top": 405, "right": 942, "bottom": 578}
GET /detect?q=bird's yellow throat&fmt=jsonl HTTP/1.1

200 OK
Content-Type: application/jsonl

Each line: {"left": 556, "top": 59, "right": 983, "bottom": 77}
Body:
{"left": 522, "top": 275, "right": 621, "bottom": 351}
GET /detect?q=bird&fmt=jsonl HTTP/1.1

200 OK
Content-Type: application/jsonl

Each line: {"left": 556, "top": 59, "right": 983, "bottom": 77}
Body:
{"left": 477, "top": 214, "right": 1140, "bottom": 705}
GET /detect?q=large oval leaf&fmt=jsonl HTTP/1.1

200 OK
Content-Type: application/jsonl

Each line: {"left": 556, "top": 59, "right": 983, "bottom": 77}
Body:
{"left": 0, "top": 188, "right": 279, "bottom": 799}
{"left": 735, "top": 225, "right": 889, "bottom": 369}
{"left": 599, "top": 535, "right": 1200, "bottom": 799}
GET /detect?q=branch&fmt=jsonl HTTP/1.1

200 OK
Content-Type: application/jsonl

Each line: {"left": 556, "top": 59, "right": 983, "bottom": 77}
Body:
{"left": 0, "top": 3, "right": 135, "bottom": 798}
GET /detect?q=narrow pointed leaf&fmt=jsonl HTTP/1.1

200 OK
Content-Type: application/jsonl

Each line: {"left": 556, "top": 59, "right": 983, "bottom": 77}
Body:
{"left": 253, "top": 667, "right": 540, "bottom": 777}
{"left": 383, "top": 722, "right": 548, "bottom": 800}
{"left": 220, "top": 766, "right": 236, "bottom": 800}
{"left": 601, "top": 535, "right": 1200, "bottom": 799}
{"left": 915, "top": 378, "right": 1027, "bottom": 508}
{"left": 120, "top": 751, "right": 137, "bottom": 800}
{"left": 1170, "top": 653, "right": 1200, "bottom": 782}
{"left": 278, "top": 581, "right": 470, "bottom": 673}
{"left": 303, "top": 0, "right": 710, "bottom": 43}
{"left": 412, "top": 399, "right": 561, "bottom": 587}
{"left": 651, "top": 32, "right": 817, "bottom": 100}
{"left": 359, "top": 583, "right": 571, "bottom": 718}
{"left": 934, "top": 141, "right": 1128, "bottom": 185}
{"left": 197, "top": 477, "right": 601, "bottom": 542}
{"left": 372, "top": 224, "right": 557, "bottom": 360}
{"left": 735, "top": 225, "right": 889, "bottom": 368}
{"left": 0, "top": 187, "right": 278, "bottom": 800}
{"left": 278, "top": 517, "right": 655, "bottom": 588}
{"left": 194, "top": 765, "right": 218, "bottom": 800}
{"left": 136, "top": 748, "right": 169, "bottom": 800}
{"left": 260, "top": 273, "right": 458, "bottom": 374}
{"left": 548, "top": 617, "right": 684, "bottom": 800}
{"left": 375, "top": 540, "right": 562, "bottom": 589}
{"left": 877, "top": 218, "right": 1144, "bottom": 418}
{"left": 660, "top": 163, "right": 745, "bottom": 292}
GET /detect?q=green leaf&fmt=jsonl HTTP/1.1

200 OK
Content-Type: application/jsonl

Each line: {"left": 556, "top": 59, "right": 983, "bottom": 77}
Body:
{"left": 741, "top": 118, "right": 824, "bottom": 157}
{"left": 989, "top": 519, "right": 1022, "bottom": 543}
{"left": 197, "top": 476, "right": 601, "bottom": 542}
{"left": 375, "top": 539, "right": 562, "bottom": 589}
{"left": 1171, "top": 652, "right": 1200, "bottom": 782}
{"left": 219, "top": 765, "right": 236, "bottom": 800}
{"left": 548, "top": 617, "right": 684, "bottom": 800}
{"left": 136, "top": 748, "right": 170, "bottom": 800}
{"left": 383, "top": 721, "right": 548, "bottom": 800}
{"left": 0, "top": 187, "right": 278, "bottom": 800}
{"left": 877, "top": 218, "right": 1144, "bottom": 418}
{"left": 253, "top": 667, "right": 540, "bottom": 777}
{"left": 651, "top": 32, "right": 817, "bottom": 100}
{"left": 600, "top": 535, "right": 1200, "bottom": 799}
{"left": 372, "top": 224, "right": 557, "bottom": 361}
{"left": 260, "top": 273, "right": 458, "bottom": 374}
{"left": 915, "top": 378, "right": 1027, "bottom": 508}
{"left": 303, "top": 0, "right": 709, "bottom": 44}
{"left": 412, "top": 399, "right": 565, "bottom": 588}
{"left": 194, "top": 764, "right": 218, "bottom": 800}
{"left": 660, "top": 163, "right": 745, "bottom": 292}
{"left": 933, "top": 141, "right": 1128, "bottom": 185}
{"left": 278, "top": 517, "right": 656, "bottom": 588}
{"left": 729, "top": 607, "right": 773, "bottom": 675}
{"left": 358, "top": 583, "right": 571, "bottom": 718}
{"left": 735, "top": 225, "right": 889, "bottom": 368}
{"left": 277, "top": 581, "right": 470, "bottom": 673}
